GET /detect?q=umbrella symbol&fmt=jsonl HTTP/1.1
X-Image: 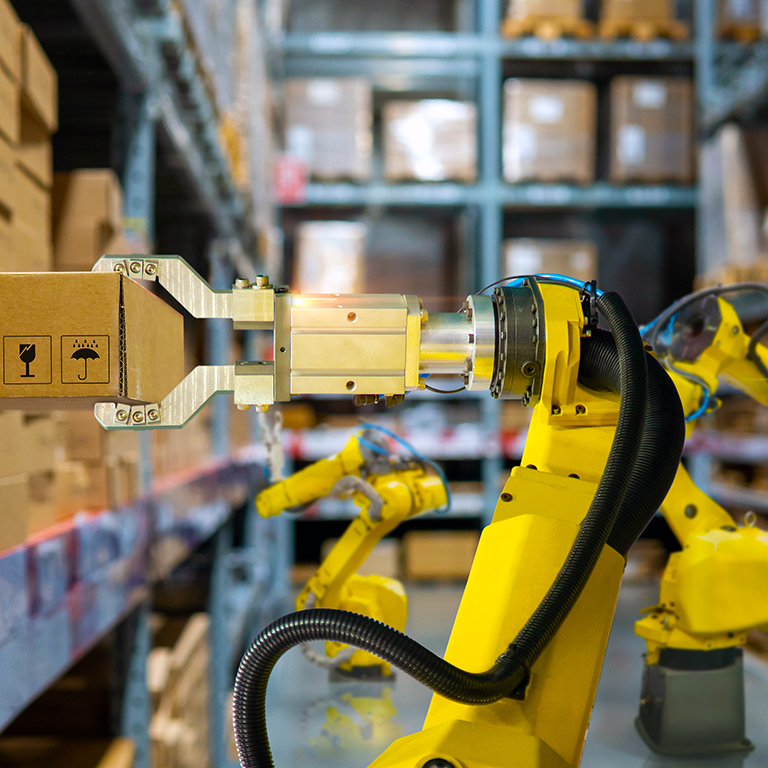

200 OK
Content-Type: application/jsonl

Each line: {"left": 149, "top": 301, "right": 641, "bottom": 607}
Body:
{"left": 71, "top": 345, "right": 100, "bottom": 380}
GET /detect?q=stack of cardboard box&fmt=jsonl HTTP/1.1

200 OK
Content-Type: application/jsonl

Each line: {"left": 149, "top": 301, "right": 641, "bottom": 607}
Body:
{"left": 0, "top": 0, "right": 57, "bottom": 272}
{"left": 503, "top": 79, "right": 597, "bottom": 184}
{"left": 148, "top": 614, "right": 211, "bottom": 768}
{"left": 383, "top": 100, "right": 477, "bottom": 183}
{"left": 609, "top": 76, "right": 693, "bottom": 184}
{"left": 284, "top": 78, "right": 373, "bottom": 182}
{"left": 294, "top": 220, "right": 366, "bottom": 294}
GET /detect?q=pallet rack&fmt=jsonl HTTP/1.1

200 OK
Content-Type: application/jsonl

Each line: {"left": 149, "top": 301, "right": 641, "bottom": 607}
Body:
{"left": 276, "top": 0, "right": 697, "bottom": 526}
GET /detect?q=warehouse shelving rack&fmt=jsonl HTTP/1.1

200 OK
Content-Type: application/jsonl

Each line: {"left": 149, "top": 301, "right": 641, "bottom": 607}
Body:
{"left": 275, "top": 0, "right": 698, "bottom": 524}
{"left": 1, "top": 3, "right": 286, "bottom": 767}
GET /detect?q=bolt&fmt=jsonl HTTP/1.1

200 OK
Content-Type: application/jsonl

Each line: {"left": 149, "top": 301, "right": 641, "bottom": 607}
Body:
{"left": 721, "top": 525, "right": 737, "bottom": 532}
{"left": 132, "top": 411, "right": 145, "bottom": 424}
{"left": 144, "top": 262, "right": 157, "bottom": 276}
{"left": 423, "top": 761, "right": 457, "bottom": 768}
{"left": 575, "top": 404, "right": 586, "bottom": 415}
{"left": 684, "top": 504, "right": 697, "bottom": 519}
{"left": 552, "top": 406, "right": 561, "bottom": 415}
{"left": 129, "top": 261, "right": 142, "bottom": 274}
{"left": 235, "top": 278, "right": 250, "bottom": 289}
{"left": 521, "top": 360, "right": 540, "bottom": 377}
{"left": 113, "top": 262, "right": 126, "bottom": 274}
{"left": 254, "top": 275, "right": 270, "bottom": 288}
{"left": 732, "top": 326, "right": 739, "bottom": 334}
{"left": 237, "top": 404, "right": 250, "bottom": 411}
{"left": 147, "top": 408, "right": 160, "bottom": 423}
{"left": 500, "top": 492, "right": 513, "bottom": 503}
{"left": 256, "top": 404, "right": 270, "bottom": 413}
{"left": 116, "top": 409, "right": 129, "bottom": 422}
{"left": 420, "top": 309, "right": 429, "bottom": 323}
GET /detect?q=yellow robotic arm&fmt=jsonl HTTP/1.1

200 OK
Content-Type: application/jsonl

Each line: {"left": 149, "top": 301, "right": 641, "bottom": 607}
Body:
{"left": 634, "top": 289, "right": 768, "bottom": 756}
{"left": 255, "top": 429, "right": 447, "bottom": 676}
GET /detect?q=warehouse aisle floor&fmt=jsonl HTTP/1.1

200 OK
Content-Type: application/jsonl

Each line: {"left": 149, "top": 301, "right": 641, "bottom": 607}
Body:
{"left": 265, "top": 582, "right": 768, "bottom": 767}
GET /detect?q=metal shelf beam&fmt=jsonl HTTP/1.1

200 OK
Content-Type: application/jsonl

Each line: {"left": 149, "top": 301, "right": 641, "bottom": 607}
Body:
{"left": 284, "top": 182, "right": 698, "bottom": 209}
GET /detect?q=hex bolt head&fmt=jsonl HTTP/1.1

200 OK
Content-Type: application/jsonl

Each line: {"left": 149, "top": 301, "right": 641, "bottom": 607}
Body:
{"left": 147, "top": 408, "right": 160, "bottom": 423}
{"left": 113, "top": 263, "right": 126, "bottom": 274}
{"left": 116, "top": 409, "right": 129, "bottom": 422}
{"left": 132, "top": 411, "right": 145, "bottom": 424}
{"left": 129, "top": 261, "right": 142, "bottom": 274}
{"left": 235, "top": 278, "right": 250, "bottom": 289}
{"left": 144, "top": 262, "right": 157, "bottom": 276}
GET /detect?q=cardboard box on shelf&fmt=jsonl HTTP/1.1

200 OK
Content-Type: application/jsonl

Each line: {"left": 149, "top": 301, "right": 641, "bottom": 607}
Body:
{"left": 17, "top": 105, "right": 53, "bottom": 189}
{"left": 503, "top": 79, "right": 596, "bottom": 184}
{"left": 55, "top": 460, "right": 110, "bottom": 518}
{"left": 383, "top": 100, "right": 477, "bottom": 183}
{"left": 0, "top": 411, "right": 29, "bottom": 476}
{"left": 24, "top": 413, "right": 58, "bottom": 474}
{"left": 506, "top": 0, "right": 582, "bottom": 20}
{"left": 15, "top": 167, "right": 50, "bottom": 235}
{"left": 502, "top": 238, "right": 598, "bottom": 283}
{"left": 14, "top": 224, "right": 53, "bottom": 272}
{"left": 58, "top": 410, "right": 140, "bottom": 462}
{"left": 284, "top": 77, "right": 372, "bottom": 182}
{"left": 52, "top": 170, "right": 123, "bottom": 271}
{"left": 404, "top": 530, "right": 479, "bottom": 581}
{"left": 0, "top": 272, "right": 184, "bottom": 407}
{"left": 20, "top": 25, "right": 57, "bottom": 133}
{"left": 0, "top": 0, "right": 20, "bottom": 82}
{"left": 609, "top": 76, "right": 693, "bottom": 184}
{"left": 295, "top": 221, "right": 366, "bottom": 294}
{"left": 0, "top": 135, "right": 15, "bottom": 214}
{"left": 600, "top": 0, "right": 673, "bottom": 22}
{"left": 0, "top": 62, "right": 19, "bottom": 144}
{"left": 0, "top": 474, "right": 28, "bottom": 552}
{"left": 0, "top": 208, "right": 16, "bottom": 270}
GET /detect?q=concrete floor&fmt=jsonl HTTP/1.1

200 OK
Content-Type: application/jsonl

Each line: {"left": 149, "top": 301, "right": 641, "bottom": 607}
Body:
{"left": 265, "top": 581, "right": 768, "bottom": 768}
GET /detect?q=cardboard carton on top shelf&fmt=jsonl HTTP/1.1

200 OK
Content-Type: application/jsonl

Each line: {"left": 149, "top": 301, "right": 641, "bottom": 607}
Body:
{"left": 0, "top": 0, "right": 20, "bottom": 82}
{"left": 0, "top": 272, "right": 184, "bottom": 408}
{"left": 284, "top": 77, "right": 373, "bottom": 182}
{"left": 0, "top": 134, "right": 15, "bottom": 214}
{"left": 609, "top": 76, "right": 694, "bottom": 184}
{"left": 295, "top": 220, "right": 366, "bottom": 294}
{"left": 0, "top": 62, "right": 19, "bottom": 144}
{"left": 502, "top": 238, "right": 598, "bottom": 284}
{"left": 507, "top": 0, "right": 583, "bottom": 20}
{"left": 601, "top": 0, "right": 673, "bottom": 22}
{"left": 17, "top": 104, "right": 53, "bottom": 190}
{"left": 20, "top": 25, "right": 57, "bottom": 133}
{"left": 383, "top": 100, "right": 477, "bottom": 183}
{"left": 503, "top": 79, "right": 596, "bottom": 184}
{"left": 0, "top": 473, "right": 27, "bottom": 551}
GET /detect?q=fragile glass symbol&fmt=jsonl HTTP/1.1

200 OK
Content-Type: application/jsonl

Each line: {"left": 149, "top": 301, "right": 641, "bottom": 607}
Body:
{"left": 71, "top": 340, "right": 100, "bottom": 380}
{"left": 19, "top": 344, "right": 36, "bottom": 378}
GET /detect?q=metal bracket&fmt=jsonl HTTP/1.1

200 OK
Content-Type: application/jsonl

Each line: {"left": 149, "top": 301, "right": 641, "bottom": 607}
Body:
{"left": 93, "top": 254, "right": 232, "bottom": 318}
{"left": 94, "top": 365, "right": 235, "bottom": 429}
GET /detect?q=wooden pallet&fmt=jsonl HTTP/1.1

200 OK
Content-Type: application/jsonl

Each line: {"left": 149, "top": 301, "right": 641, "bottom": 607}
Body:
{"left": 718, "top": 22, "right": 762, "bottom": 43}
{"left": 501, "top": 15, "right": 593, "bottom": 41}
{"left": 598, "top": 17, "right": 688, "bottom": 42}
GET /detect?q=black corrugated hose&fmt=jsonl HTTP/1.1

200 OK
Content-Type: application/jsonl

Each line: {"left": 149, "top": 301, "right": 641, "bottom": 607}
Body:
{"left": 579, "top": 329, "right": 686, "bottom": 555}
{"left": 232, "top": 292, "right": 679, "bottom": 768}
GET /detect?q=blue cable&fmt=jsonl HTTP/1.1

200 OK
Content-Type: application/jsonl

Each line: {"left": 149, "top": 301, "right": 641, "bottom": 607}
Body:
{"left": 359, "top": 423, "right": 452, "bottom": 515}
{"left": 355, "top": 435, "right": 392, "bottom": 457}
{"left": 685, "top": 388, "right": 710, "bottom": 423}
{"left": 501, "top": 273, "right": 603, "bottom": 296}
